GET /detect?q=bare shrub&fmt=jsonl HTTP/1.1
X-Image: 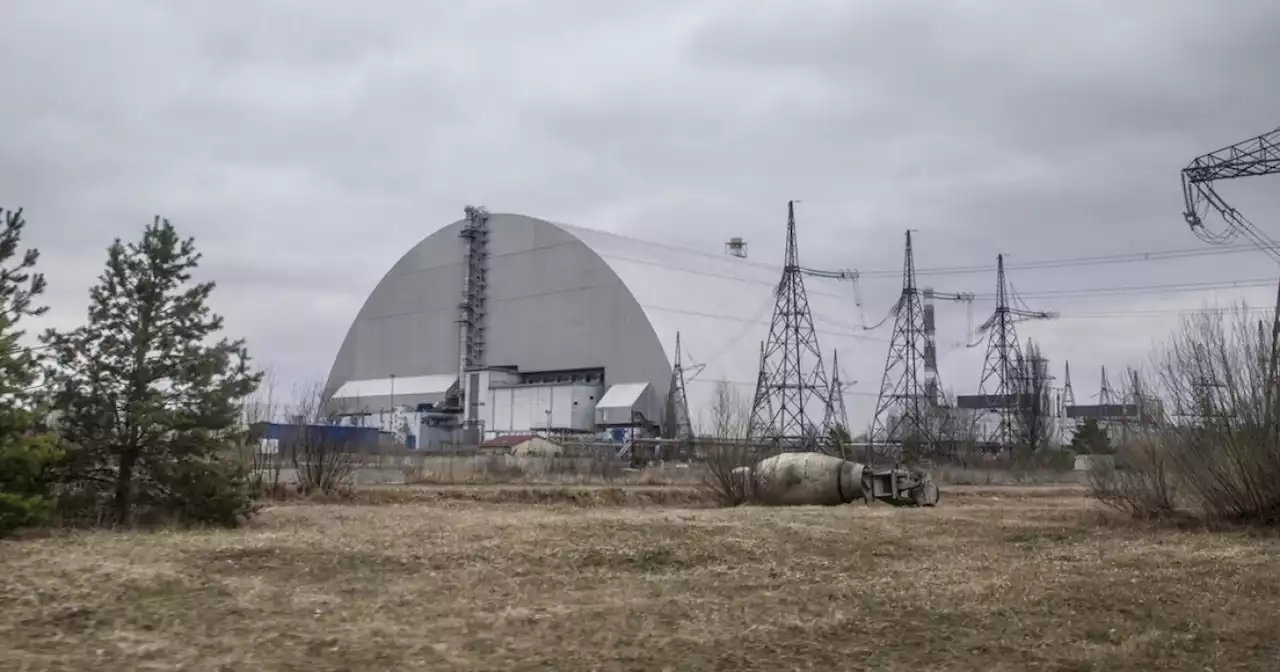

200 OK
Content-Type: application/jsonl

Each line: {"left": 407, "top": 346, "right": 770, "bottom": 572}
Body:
{"left": 285, "top": 382, "right": 355, "bottom": 496}
{"left": 1088, "top": 437, "right": 1177, "bottom": 519}
{"left": 585, "top": 447, "right": 622, "bottom": 482}
{"left": 238, "top": 369, "right": 287, "bottom": 498}
{"left": 698, "top": 439, "right": 768, "bottom": 506}
{"left": 1092, "top": 304, "right": 1280, "bottom": 524}
{"left": 702, "top": 379, "right": 750, "bottom": 439}
{"left": 479, "top": 453, "right": 525, "bottom": 481}
{"left": 696, "top": 380, "right": 762, "bottom": 505}
{"left": 932, "top": 389, "right": 981, "bottom": 464}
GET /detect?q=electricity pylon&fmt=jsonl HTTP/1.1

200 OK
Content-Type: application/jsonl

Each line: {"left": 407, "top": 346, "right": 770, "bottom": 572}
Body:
{"left": 1098, "top": 365, "right": 1114, "bottom": 405}
{"left": 826, "top": 349, "right": 851, "bottom": 431}
{"left": 748, "top": 201, "right": 833, "bottom": 450}
{"left": 1181, "top": 127, "right": 1280, "bottom": 435}
{"left": 974, "top": 254, "right": 1054, "bottom": 452}
{"left": 663, "top": 332, "right": 703, "bottom": 440}
{"left": 1062, "top": 361, "right": 1076, "bottom": 410}
{"left": 869, "top": 230, "right": 936, "bottom": 465}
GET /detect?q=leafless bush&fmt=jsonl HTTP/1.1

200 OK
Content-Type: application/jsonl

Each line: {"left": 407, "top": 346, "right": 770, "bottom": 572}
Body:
{"left": 699, "top": 439, "right": 760, "bottom": 506}
{"left": 1091, "top": 304, "right": 1280, "bottom": 524}
{"left": 929, "top": 389, "right": 981, "bottom": 464}
{"left": 701, "top": 379, "right": 750, "bottom": 439}
{"left": 479, "top": 453, "right": 525, "bottom": 481}
{"left": 285, "top": 382, "right": 355, "bottom": 496}
{"left": 695, "top": 380, "right": 764, "bottom": 505}
{"left": 586, "top": 448, "right": 622, "bottom": 482}
{"left": 238, "top": 369, "right": 286, "bottom": 498}
{"left": 1089, "top": 436, "right": 1178, "bottom": 519}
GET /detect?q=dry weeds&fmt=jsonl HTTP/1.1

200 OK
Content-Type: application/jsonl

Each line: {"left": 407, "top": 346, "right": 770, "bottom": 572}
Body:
{"left": 2, "top": 487, "right": 1279, "bottom": 671}
{"left": 394, "top": 454, "right": 706, "bottom": 487}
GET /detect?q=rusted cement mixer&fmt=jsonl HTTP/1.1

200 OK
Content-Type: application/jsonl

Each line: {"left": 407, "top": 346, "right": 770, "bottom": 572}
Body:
{"left": 732, "top": 452, "right": 939, "bottom": 507}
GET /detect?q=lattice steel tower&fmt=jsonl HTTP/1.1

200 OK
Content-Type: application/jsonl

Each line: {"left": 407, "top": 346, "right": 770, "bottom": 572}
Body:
{"left": 826, "top": 349, "right": 851, "bottom": 432}
{"left": 458, "top": 205, "right": 490, "bottom": 369}
{"left": 458, "top": 205, "right": 490, "bottom": 431}
{"left": 1062, "top": 361, "right": 1076, "bottom": 409}
{"left": 1098, "top": 366, "right": 1114, "bottom": 405}
{"left": 1181, "top": 127, "right": 1280, "bottom": 429}
{"left": 748, "top": 201, "right": 833, "bottom": 449}
{"left": 663, "top": 331, "right": 695, "bottom": 440}
{"left": 869, "top": 230, "right": 938, "bottom": 464}
{"left": 975, "top": 254, "right": 1025, "bottom": 452}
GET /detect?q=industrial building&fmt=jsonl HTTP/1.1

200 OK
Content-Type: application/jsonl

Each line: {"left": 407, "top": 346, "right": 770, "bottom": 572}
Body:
{"left": 323, "top": 207, "right": 865, "bottom": 448}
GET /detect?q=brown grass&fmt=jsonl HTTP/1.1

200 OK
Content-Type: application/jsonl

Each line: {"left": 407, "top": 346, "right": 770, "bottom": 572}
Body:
{"left": 933, "top": 465, "right": 1081, "bottom": 486}
{"left": 3, "top": 486, "right": 1279, "bottom": 670}
{"left": 330, "top": 484, "right": 714, "bottom": 508}
{"left": 391, "top": 454, "right": 707, "bottom": 486}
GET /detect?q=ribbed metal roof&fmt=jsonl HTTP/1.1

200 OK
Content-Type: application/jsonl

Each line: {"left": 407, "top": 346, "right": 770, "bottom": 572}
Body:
{"left": 325, "top": 213, "right": 880, "bottom": 432}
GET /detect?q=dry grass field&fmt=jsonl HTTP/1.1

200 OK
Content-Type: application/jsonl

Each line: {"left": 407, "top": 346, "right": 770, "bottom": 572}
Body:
{"left": 3, "top": 485, "right": 1279, "bottom": 671}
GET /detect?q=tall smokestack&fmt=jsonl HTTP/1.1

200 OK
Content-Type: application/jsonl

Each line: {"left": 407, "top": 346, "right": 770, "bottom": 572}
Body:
{"left": 922, "top": 287, "right": 939, "bottom": 404}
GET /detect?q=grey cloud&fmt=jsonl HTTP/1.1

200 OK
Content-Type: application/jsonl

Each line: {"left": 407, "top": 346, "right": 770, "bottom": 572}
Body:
{"left": 2, "top": 0, "right": 1278, "bottom": 400}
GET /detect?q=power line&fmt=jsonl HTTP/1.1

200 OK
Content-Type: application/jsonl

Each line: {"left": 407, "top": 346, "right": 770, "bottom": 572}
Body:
{"left": 856, "top": 243, "right": 1273, "bottom": 279}
{"left": 685, "top": 295, "right": 776, "bottom": 378}
{"left": 1055, "top": 306, "right": 1273, "bottom": 319}
{"left": 970, "top": 276, "right": 1278, "bottom": 300}
{"left": 688, "top": 377, "right": 880, "bottom": 397}
{"left": 602, "top": 237, "right": 1273, "bottom": 290}
{"left": 640, "top": 303, "right": 891, "bottom": 343}
{"left": 581, "top": 217, "right": 1274, "bottom": 278}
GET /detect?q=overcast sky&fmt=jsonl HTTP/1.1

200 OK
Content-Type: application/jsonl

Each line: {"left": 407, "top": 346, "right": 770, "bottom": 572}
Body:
{"left": 3, "top": 0, "right": 1279, "bottom": 418}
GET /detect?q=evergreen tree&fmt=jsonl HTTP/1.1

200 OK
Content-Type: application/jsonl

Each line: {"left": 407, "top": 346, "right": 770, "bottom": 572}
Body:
{"left": 43, "top": 217, "right": 262, "bottom": 526}
{"left": 0, "top": 207, "right": 62, "bottom": 537}
{"left": 1069, "top": 417, "right": 1113, "bottom": 455}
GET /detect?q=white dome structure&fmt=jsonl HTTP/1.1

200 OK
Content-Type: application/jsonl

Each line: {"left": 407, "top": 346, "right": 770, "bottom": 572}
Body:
{"left": 324, "top": 209, "right": 877, "bottom": 444}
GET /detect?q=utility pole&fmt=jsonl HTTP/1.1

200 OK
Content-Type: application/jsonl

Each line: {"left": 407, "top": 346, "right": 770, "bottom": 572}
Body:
{"left": 869, "top": 230, "right": 935, "bottom": 465}
{"left": 826, "top": 349, "right": 851, "bottom": 434}
{"left": 1099, "top": 366, "right": 1113, "bottom": 406}
{"left": 1182, "top": 127, "right": 1280, "bottom": 437}
{"left": 1062, "top": 361, "right": 1076, "bottom": 409}
{"left": 749, "top": 341, "right": 772, "bottom": 437}
{"left": 974, "top": 255, "right": 1021, "bottom": 453}
{"left": 972, "top": 254, "right": 1055, "bottom": 453}
{"left": 664, "top": 331, "right": 696, "bottom": 440}
{"left": 1127, "top": 369, "right": 1145, "bottom": 440}
{"left": 747, "top": 201, "right": 834, "bottom": 451}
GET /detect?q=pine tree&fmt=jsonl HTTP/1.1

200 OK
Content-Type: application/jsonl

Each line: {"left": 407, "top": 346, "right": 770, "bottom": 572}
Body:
{"left": 0, "top": 208, "right": 62, "bottom": 537}
{"left": 1069, "top": 418, "right": 1113, "bottom": 455}
{"left": 43, "top": 217, "right": 262, "bottom": 526}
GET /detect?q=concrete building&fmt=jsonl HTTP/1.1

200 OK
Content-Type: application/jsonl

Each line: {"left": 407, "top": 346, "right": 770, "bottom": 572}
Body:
{"left": 323, "top": 209, "right": 867, "bottom": 446}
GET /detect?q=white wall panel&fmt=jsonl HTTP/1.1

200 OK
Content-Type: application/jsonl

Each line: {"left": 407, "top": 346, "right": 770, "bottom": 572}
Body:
{"left": 551, "top": 385, "right": 572, "bottom": 428}
{"left": 491, "top": 387, "right": 513, "bottom": 433}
